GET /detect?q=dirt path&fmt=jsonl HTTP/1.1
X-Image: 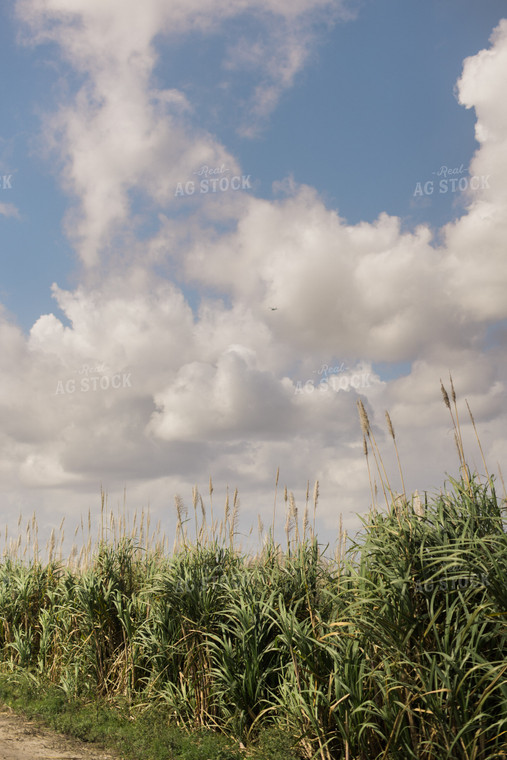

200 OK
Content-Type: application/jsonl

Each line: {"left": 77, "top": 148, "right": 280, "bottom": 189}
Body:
{"left": 0, "top": 706, "right": 120, "bottom": 760}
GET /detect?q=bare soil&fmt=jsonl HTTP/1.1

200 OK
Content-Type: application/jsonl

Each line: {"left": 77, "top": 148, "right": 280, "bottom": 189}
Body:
{"left": 0, "top": 705, "right": 120, "bottom": 760}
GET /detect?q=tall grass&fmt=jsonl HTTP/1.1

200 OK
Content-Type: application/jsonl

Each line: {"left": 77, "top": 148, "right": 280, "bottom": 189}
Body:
{"left": 0, "top": 380, "right": 506, "bottom": 759}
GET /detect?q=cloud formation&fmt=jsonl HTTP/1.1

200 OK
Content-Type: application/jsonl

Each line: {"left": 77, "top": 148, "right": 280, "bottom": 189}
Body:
{"left": 16, "top": 0, "right": 350, "bottom": 264}
{"left": 2, "top": 7, "right": 507, "bottom": 551}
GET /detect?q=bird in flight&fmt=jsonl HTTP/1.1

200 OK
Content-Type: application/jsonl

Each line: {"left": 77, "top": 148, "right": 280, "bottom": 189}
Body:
{"left": 270, "top": 307, "right": 278, "bottom": 311}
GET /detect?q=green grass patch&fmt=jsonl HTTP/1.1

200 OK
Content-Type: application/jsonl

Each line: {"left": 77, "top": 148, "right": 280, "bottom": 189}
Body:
{"left": 0, "top": 669, "right": 302, "bottom": 760}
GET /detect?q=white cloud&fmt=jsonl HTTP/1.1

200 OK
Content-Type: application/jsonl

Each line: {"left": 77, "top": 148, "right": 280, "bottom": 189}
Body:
{"left": 184, "top": 189, "right": 463, "bottom": 361}
{"left": 0, "top": 202, "right": 20, "bottom": 219}
{"left": 16, "top": 0, "right": 351, "bottom": 264}
{"left": 438, "top": 20, "right": 507, "bottom": 322}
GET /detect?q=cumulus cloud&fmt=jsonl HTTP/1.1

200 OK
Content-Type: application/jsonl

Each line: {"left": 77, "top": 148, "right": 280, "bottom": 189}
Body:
{"left": 184, "top": 190, "right": 458, "bottom": 361}
{"left": 441, "top": 19, "right": 507, "bottom": 322}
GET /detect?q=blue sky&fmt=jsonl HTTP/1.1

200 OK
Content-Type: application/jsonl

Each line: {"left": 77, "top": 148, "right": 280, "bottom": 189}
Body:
{"left": 1, "top": 0, "right": 507, "bottom": 555}
{"left": 1, "top": 0, "right": 503, "bottom": 329}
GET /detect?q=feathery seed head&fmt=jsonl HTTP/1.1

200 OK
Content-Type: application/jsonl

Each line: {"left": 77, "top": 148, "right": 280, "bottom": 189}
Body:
{"left": 385, "top": 410, "right": 395, "bottom": 440}
{"left": 449, "top": 373, "right": 456, "bottom": 403}
{"left": 357, "top": 399, "right": 370, "bottom": 436}
{"left": 440, "top": 380, "right": 451, "bottom": 410}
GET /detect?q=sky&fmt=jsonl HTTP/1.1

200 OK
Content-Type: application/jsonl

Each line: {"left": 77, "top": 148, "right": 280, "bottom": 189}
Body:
{"left": 1, "top": 0, "right": 507, "bottom": 558}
